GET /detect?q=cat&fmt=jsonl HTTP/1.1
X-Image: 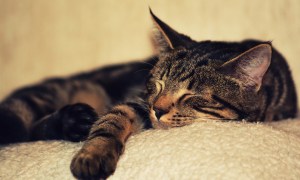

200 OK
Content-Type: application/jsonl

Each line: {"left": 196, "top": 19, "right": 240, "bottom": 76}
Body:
{"left": 0, "top": 9, "right": 297, "bottom": 179}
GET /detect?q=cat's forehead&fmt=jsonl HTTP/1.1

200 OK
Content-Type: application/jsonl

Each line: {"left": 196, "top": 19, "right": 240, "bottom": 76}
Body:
{"left": 152, "top": 42, "right": 247, "bottom": 82}
{"left": 152, "top": 49, "right": 219, "bottom": 80}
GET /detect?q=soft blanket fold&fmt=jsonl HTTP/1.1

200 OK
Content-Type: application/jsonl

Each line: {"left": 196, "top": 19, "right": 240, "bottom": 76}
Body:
{"left": 0, "top": 119, "right": 300, "bottom": 180}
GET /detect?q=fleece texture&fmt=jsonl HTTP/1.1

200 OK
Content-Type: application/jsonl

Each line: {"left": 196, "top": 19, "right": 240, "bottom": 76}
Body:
{"left": 0, "top": 119, "right": 300, "bottom": 180}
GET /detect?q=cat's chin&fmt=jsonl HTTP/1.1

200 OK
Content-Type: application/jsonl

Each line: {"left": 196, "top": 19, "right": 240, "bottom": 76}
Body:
{"left": 150, "top": 116, "right": 185, "bottom": 129}
{"left": 149, "top": 111, "right": 192, "bottom": 129}
{"left": 150, "top": 118, "right": 169, "bottom": 129}
{"left": 153, "top": 121, "right": 170, "bottom": 129}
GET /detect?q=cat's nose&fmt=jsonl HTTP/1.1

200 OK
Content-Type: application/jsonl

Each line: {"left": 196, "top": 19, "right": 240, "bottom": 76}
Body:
{"left": 153, "top": 107, "right": 168, "bottom": 120}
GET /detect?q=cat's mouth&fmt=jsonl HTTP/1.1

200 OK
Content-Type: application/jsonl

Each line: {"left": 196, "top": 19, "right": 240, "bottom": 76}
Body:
{"left": 149, "top": 108, "right": 194, "bottom": 129}
{"left": 149, "top": 108, "right": 170, "bottom": 129}
{"left": 149, "top": 111, "right": 166, "bottom": 129}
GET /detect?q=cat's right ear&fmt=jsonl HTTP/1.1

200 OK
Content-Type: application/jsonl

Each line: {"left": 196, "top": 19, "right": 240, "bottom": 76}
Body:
{"left": 218, "top": 44, "right": 272, "bottom": 91}
{"left": 150, "top": 8, "right": 196, "bottom": 53}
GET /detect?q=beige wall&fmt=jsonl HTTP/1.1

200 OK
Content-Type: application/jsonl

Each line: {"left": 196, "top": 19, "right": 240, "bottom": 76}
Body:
{"left": 0, "top": 0, "right": 299, "bottom": 105}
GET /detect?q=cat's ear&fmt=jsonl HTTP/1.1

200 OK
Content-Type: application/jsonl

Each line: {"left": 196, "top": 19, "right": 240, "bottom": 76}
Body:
{"left": 150, "top": 8, "right": 196, "bottom": 52}
{"left": 219, "top": 44, "right": 272, "bottom": 91}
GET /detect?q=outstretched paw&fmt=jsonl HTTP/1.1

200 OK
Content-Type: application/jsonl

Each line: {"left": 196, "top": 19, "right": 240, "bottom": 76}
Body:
{"left": 70, "top": 139, "right": 122, "bottom": 179}
{"left": 59, "top": 103, "right": 98, "bottom": 142}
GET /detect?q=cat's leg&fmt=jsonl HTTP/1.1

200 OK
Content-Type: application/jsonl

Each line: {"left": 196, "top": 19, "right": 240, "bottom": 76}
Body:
{"left": 0, "top": 104, "right": 30, "bottom": 144}
{"left": 31, "top": 103, "right": 99, "bottom": 142}
{"left": 0, "top": 79, "right": 68, "bottom": 144}
{"left": 71, "top": 102, "right": 150, "bottom": 179}
{"left": 0, "top": 78, "right": 110, "bottom": 144}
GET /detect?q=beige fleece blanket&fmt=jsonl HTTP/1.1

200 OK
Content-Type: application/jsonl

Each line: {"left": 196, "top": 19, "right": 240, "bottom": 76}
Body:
{"left": 0, "top": 119, "right": 300, "bottom": 180}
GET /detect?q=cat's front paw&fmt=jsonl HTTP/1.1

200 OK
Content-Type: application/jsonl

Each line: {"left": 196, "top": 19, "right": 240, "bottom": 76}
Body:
{"left": 59, "top": 103, "right": 98, "bottom": 142}
{"left": 70, "top": 139, "right": 122, "bottom": 180}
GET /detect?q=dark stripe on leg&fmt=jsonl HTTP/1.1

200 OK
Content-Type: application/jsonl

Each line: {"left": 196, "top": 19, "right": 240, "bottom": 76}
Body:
{"left": 110, "top": 109, "right": 129, "bottom": 118}
{"left": 88, "top": 128, "right": 116, "bottom": 140}
{"left": 125, "top": 102, "right": 152, "bottom": 129}
{"left": 106, "top": 121, "right": 125, "bottom": 131}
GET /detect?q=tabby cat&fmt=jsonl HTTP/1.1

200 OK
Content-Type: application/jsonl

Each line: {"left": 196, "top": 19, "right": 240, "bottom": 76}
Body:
{"left": 0, "top": 10, "right": 297, "bottom": 179}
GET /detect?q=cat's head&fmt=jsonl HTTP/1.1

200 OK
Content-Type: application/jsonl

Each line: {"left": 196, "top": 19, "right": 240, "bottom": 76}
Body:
{"left": 147, "top": 10, "right": 272, "bottom": 129}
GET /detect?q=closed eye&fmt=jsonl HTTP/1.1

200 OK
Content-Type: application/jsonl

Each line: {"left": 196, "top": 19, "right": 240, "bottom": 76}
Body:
{"left": 155, "top": 80, "right": 164, "bottom": 95}
{"left": 184, "top": 96, "right": 243, "bottom": 120}
{"left": 183, "top": 96, "right": 223, "bottom": 109}
{"left": 178, "top": 93, "right": 195, "bottom": 104}
{"left": 146, "top": 80, "right": 165, "bottom": 104}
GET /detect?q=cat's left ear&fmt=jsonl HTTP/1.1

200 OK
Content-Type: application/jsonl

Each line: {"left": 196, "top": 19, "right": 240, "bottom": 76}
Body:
{"left": 150, "top": 8, "right": 196, "bottom": 52}
{"left": 218, "top": 44, "right": 272, "bottom": 91}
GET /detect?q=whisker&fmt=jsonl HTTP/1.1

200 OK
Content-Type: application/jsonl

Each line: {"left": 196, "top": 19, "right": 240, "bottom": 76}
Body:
{"left": 192, "top": 117, "right": 238, "bottom": 122}
{"left": 193, "top": 115, "right": 238, "bottom": 120}
{"left": 172, "top": 116, "right": 197, "bottom": 119}
{"left": 172, "top": 116, "right": 237, "bottom": 121}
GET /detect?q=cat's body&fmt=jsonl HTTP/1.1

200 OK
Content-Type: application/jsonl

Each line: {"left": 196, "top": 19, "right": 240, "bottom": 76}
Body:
{"left": 0, "top": 57, "right": 157, "bottom": 143}
{"left": 0, "top": 10, "right": 297, "bottom": 179}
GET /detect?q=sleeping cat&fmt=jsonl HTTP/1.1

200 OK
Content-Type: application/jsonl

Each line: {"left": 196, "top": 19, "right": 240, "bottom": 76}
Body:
{"left": 0, "top": 9, "right": 297, "bottom": 179}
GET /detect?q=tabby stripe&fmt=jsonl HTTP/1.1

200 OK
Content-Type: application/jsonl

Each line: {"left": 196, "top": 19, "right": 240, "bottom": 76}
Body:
{"left": 33, "top": 90, "right": 54, "bottom": 101}
{"left": 125, "top": 102, "right": 152, "bottom": 129}
{"left": 110, "top": 109, "right": 129, "bottom": 118}
{"left": 260, "top": 87, "right": 273, "bottom": 121}
{"left": 187, "top": 79, "right": 196, "bottom": 90}
{"left": 193, "top": 106, "right": 226, "bottom": 119}
{"left": 220, "top": 52, "right": 240, "bottom": 61}
{"left": 212, "top": 95, "right": 246, "bottom": 119}
{"left": 159, "top": 69, "right": 166, "bottom": 80}
{"left": 179, "top": 69, "right": 195, "bottom": 82}
{"left": 196, "top": 60, "right": 208, "bottom": 67}
{"left": 207, "top": 49, "right": 232, "bottom": 59}
{"left": 160, "top": 63, "right": 172, "bottom": 80}
{"left": 106, "top": 121, "right": 125, "bottom": 131}
{"left": 18, "top": 96, "right": 48, "bottom": 119}
{"left": 178, "top": 93, "right": 193, "bottom": 104}
{"left": 165, "top": 63, "right": 172, "bottom": 78}
{"left": 125, "top": 102, "right": 148, "bottom": 117}
{"left": 265, "top": 87, "right": 273, "bottom": 110}
{"left": 174, "top": 65, "right": 186, "bottom": 79}
{"left": 89, "top": 128, "right": 116, "bottom": 140}
{"left": 95, "top": 119, "right": 110, "bottom": 126}
{"left": 273, "top": 71, "right": 284, "bottom": 105}
{"left": 191, "top": 46, "right": 214, "bottom": 61}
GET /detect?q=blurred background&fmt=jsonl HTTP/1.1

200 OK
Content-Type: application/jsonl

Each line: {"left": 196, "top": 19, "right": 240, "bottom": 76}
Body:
{"left": 0, "top": 0, "right": 299, "bottom": 105}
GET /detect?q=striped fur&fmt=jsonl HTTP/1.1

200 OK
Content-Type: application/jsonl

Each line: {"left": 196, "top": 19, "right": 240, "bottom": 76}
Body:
{"left": 0, "top": 10, "right": 297, "bottom": 179}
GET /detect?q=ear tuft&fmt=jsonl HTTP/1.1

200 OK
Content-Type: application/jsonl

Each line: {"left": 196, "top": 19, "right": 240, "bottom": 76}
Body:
{"left": 219, "top": 44, "right": 272, "bottom": 91}
{"left": 149, "top": 8, "right": 196, "bottom": 53}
